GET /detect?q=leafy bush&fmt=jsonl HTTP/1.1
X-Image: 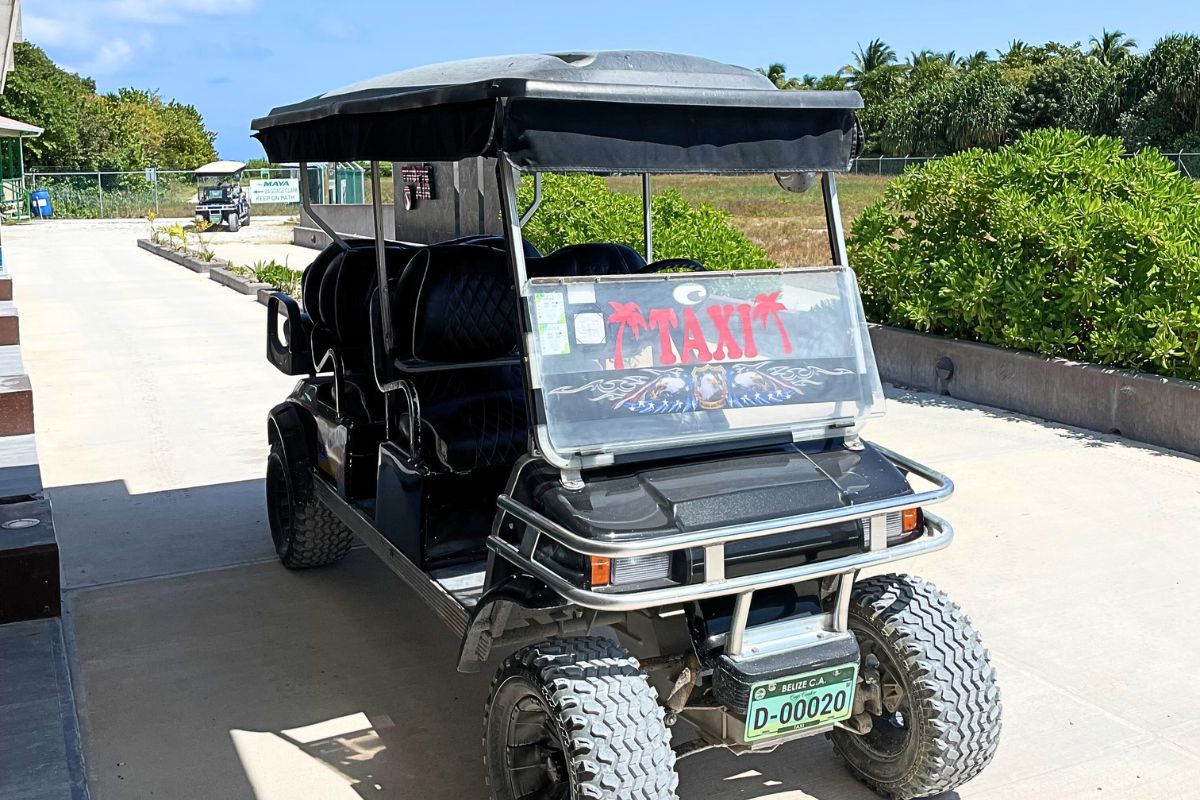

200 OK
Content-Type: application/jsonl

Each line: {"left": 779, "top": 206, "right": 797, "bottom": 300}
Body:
{"left": 248, "top": 259, "right": 300, "bottom": 295}
{"left": 849, "top": 128, "right": 1200, "bottom": 379}
{"left": 518, "top": 173, "right": 774, "bottom": 270}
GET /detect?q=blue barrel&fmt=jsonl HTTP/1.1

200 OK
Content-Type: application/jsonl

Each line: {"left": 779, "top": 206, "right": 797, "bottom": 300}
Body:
{"left": 30, "top": 189, "right": 52, "bottom": 218}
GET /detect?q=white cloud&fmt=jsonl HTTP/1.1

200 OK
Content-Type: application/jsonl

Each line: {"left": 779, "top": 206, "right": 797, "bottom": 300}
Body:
{"left": 61, "top": 38, "right": 136, "bottom": 76}
{"left": 23, "top": 0, "right": 258, "bottom": 77}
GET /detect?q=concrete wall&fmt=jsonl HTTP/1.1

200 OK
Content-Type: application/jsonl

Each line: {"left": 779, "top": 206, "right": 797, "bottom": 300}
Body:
{"left": 869, "top": 324, "right": 1200, "bottom": 457}
{"left": 296, "top": 203, "right": 396, "bottom": 248}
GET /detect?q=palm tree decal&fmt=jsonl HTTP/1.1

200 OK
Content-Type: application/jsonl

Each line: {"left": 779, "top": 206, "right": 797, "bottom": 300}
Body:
{"left": 607, "top": 301, "right": 647, "bottom": 370}
{"left": 752, "top": 292, "right": 793, "bottom": 355}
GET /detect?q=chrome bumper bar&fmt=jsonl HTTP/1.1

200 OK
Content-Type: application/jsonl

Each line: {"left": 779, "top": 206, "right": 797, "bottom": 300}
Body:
{"left": 485, "top": 443, "right": 955, "bottom": 614}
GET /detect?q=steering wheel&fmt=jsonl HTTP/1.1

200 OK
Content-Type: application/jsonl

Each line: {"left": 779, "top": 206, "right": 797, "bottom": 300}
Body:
{"left": 638, "top": 258, "right": 708, "bottom": 274}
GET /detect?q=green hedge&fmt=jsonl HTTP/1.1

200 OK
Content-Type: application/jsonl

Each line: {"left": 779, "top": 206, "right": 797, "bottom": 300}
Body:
{"left": 850, "top": 128, "right": 1200, "bottom": 380}
{"left": 518, "top": 173, "right": 774, "bottom": 271}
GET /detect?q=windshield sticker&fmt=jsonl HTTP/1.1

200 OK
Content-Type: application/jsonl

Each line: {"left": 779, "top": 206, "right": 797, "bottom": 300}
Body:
{"left": 533, "top": 291, "right": 571, "bottom": 356}
{"left": 548, "top": 362, "right": 853, "bottom": 414}
{"left": 574, "top": 312, "right": 606, "bottom": 345}
{"left": 566, "top": 283, "right": 597, "bottom": 305}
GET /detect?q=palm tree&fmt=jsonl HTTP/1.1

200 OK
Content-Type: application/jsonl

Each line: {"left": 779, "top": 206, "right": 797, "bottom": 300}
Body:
{"left": 756, "top": 63, "right": 803, "bottom": 90}
{"left": 607, "top": 302, "right": 647, "bottom": 370}
{"left": 1089, "top": 29, "right": 1138, "bottom": 65}
{"left": 752, "top": 293, "right": 792, "bottom": 354}
{"left": 961, "top": 50, "right": 990, "bottom": 69}
{"left": 997, "top": 39, "right": 1034, "bottom": 62}
{"left": 841, "top": 39, "right": 897, "bottom": 87}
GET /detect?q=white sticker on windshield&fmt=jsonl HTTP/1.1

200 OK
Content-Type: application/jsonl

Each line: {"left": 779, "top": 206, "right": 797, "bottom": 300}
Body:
{"left": 533, "top": 291, "right": 565, "bottom": 325}
{"left": 566, "top": 283, "right": 596, "bottom": 305}
{"left": 574, "top": 312, "right": 606, "bottom": 345}
{"left": 540, "top": 322, "right": 571, "bottom": 356}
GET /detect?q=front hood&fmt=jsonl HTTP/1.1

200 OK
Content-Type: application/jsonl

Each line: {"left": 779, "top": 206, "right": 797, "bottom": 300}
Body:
{"left": 539, "top": 442, "right": 913, "bottom": 540}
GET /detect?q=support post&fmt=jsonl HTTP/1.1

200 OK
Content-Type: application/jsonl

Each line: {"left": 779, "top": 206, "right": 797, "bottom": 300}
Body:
{"left": 370, "top": 160, "right": 394, "bottom": 355}
{"left": 97, "top": 172, "right": 103, "bottom": 217}
{"left": 642, "top": 173, "right": 653, "bottom": 262}
{"left": 821, "top": 173, "right": 849, "bottom": 266}
{"left": 298, "top": 160, "right": 349, "bottom": 251}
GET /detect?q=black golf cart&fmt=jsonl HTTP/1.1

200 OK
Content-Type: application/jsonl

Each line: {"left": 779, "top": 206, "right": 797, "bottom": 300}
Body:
{"left": 254, "top": 51, "right": 1000, "bottom": 800}
{"left": 194, "top": 160, "right": 251, "bottom": 231}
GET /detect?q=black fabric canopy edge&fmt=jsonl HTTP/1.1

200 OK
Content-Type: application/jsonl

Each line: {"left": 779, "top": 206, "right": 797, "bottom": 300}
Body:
{"left": 253, "top": 96, "right": 862, "bottom": 173}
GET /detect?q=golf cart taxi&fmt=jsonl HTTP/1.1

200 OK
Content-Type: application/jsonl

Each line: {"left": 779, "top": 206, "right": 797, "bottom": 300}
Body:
{"left": 194, "top": 159, "right": 250, "bottom": 231}
{"left": 253, "top": 51, "right": 1000, "bottom": 800}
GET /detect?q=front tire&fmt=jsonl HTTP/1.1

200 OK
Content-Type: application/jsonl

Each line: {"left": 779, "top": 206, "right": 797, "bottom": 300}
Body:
{"left": 265, "top": 442, "right": 353, "bottom": 569}
{"left": 831, "top": 574, "right": 1001, "bottom": 799}
{"left": 227, "top": 211, "right": 240, "bottom": 232}
{"left": 484, "top": 636, "right": 678, "bottom": 800}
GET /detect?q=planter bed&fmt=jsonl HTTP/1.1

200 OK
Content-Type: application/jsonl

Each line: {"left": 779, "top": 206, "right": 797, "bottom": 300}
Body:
{"left": 869, "top": 324, "right": 1200, "bottom": 458}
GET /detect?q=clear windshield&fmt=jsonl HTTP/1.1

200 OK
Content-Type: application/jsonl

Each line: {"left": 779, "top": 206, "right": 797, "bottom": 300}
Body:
{"left": 200, "top": 187, "right": 230, "bottom": 202}
{"left": 527, "top": 267, "right": 884, "bottom": 460}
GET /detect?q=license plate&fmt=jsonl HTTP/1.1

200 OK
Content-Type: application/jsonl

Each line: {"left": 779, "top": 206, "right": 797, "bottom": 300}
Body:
{"left": 744, "top": 663, "right": 858, "bottom": 742}
{"left": 209, "top": 213, "right": 222, "bottom": 223}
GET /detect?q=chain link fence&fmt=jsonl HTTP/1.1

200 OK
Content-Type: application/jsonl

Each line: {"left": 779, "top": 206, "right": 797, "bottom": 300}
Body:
{"left": 18, "top": 150, "right": 1199, "bottom": 219}
{"left": 22, "top": 167, "right": 307, "bottom": 219}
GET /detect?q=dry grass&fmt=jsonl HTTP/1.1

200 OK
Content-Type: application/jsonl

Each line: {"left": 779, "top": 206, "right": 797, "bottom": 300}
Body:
{"left": 607, "top": 174, "right": 892, "bottom": 266}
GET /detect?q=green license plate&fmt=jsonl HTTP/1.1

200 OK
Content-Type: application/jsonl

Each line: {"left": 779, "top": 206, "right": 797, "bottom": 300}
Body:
{"left": 744, "top": 663, "right": 858, "bottom": 742}
{"left": 209, "top": 213, "right": 222, "bottom": 223}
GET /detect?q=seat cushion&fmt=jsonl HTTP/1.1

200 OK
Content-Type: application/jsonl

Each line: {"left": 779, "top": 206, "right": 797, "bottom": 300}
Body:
{"left": 398, "top": 365, "right": 528, "bottom": 472}
{"left": 529, "top": 242, "right": 647, "bottom": 277}
{"left": 392, "top": 244, "right": 519, "bottom": 364}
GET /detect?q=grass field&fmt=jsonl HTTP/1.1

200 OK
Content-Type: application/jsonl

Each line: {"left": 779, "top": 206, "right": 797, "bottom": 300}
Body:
{"left": 608, "top": 174, "right": 892, "bottom": 266}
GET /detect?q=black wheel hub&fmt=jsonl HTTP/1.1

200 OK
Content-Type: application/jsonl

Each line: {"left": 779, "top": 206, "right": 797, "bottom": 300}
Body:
{"left": 855, "top": 632, "right": 913, "bottom": 760}
{"left": 502, "top": 689, "right": 570, "bottom": 800}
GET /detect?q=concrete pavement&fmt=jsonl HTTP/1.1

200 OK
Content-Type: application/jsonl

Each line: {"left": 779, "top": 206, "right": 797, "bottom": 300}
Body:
{"left": 5, "top": 219, "right": 1200, "bottom": 800}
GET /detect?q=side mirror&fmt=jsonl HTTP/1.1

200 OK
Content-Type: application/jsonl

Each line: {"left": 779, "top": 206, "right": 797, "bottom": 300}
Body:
{"left": 774, "top": 172, "right": 818, "bottom": 194}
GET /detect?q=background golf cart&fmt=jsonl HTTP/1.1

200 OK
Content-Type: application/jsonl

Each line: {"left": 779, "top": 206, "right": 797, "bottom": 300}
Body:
{"left": 194, "top": 159, "right": 250, "bottom": 231}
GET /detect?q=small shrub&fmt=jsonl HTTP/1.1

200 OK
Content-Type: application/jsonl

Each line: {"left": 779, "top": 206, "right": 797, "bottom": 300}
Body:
{"left": 518, "top": 173, "right": 774, "bottom": 271}
{"left": 849, "top": 128, "right": 1200, "bottom": 380}
{"left": 246, "top": 259, "right": 300, "bottom": 295}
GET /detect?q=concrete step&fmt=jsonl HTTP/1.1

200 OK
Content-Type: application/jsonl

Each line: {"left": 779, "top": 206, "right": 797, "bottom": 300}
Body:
{"left": 0, "top": 301, "right": 17, "bottom": 346}
{"left": 0, "top": 434, "right": 41, "bottom": 498}
{"left": 0, "top": 343, "right": 22, "bottom": 376}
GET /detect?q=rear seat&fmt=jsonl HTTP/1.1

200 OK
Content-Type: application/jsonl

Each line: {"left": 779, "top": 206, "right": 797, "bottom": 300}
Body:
{"left": 297, "top": 238, "right": 649, "bottom": 473}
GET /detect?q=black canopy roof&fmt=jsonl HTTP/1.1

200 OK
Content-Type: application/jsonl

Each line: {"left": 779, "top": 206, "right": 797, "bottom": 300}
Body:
{"left": 252, "top": 51, "right": 862, "bottom": 173}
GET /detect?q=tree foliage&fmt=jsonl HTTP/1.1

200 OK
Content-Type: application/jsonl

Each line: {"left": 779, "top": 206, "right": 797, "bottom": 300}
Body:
{"left": 776, "top": 31, "right": 1200, "bottom": 156}
{"left": 0, "top": 42, "right": 217, "bottom": 170}
{"left": 518, "top": 174, "right": 774, "bottom": 271}
{"left": 849, "top": 129, "right": 1200, "bottom": 379}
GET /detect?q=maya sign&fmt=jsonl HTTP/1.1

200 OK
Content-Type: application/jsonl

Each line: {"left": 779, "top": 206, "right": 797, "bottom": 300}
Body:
{"left": 249, "top": 178, "right": 300, "bottom": 204}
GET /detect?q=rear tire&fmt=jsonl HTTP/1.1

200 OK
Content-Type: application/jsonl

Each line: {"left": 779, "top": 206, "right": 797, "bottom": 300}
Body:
{"left": 484, "top": 636, "right": 678, "bottom": 800}
{"left": 831, "top": 574, "right": 1001, "bottom": 799}
{"left": 265, "top": 442, "right": 352, "bottom": 569}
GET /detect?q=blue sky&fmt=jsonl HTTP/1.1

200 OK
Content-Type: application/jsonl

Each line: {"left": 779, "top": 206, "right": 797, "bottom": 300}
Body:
{"left": 20, "top": 0, "right": 1200, "bottom": 160}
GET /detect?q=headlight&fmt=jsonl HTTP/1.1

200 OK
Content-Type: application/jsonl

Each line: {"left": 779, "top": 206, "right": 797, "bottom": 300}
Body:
{"left": 879, "top": 507, "right": 922, "bottom": 546}
{"left": 589, "top": 553, "right": 672, "bottom": 587}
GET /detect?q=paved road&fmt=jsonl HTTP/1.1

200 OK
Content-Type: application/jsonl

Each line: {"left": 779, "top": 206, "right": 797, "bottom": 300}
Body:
{"left": 8, "top": 220, "right": 1200, "bottom": 800}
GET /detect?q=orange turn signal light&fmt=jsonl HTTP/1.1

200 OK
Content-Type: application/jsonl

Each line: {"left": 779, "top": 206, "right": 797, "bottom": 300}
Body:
{"left": 901, "top": 508, "right": 920, "bottom": 533}
{"left": 590, "top": 556, "right": 611, "bottom": 587}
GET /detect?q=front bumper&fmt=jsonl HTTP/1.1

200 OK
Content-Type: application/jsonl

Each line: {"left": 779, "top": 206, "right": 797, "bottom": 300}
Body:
{"left": 488, "top": 443, "right": 953, "bottom": 614}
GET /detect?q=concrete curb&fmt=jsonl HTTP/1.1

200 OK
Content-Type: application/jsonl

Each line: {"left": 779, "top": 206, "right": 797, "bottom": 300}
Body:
{"left": 136, "top": 238, "right": 222, "bottom": 274}
{"left": 208, "top": 266, "right": 272, "bottom": 296}
{"left": 869, "top": 324, "right": 1200, "bottom": 457}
